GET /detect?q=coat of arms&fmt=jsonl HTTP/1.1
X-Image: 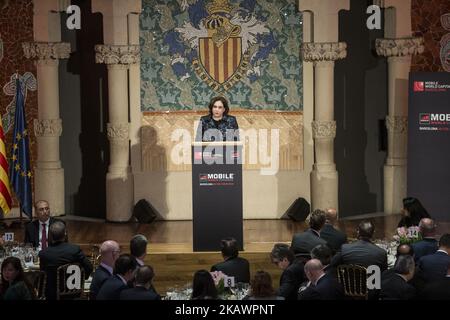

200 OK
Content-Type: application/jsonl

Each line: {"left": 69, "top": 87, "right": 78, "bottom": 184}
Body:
{"left": 175, "top": 0, "right": 270, "bottom": 92}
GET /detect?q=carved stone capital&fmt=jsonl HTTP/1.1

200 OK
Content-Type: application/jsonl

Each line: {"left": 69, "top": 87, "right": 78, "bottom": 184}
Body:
{"left": 376, "top": 37, "right": 424, "bottom": 57}
{"left": 95, "top": 45, "right": 140, "bottom": 65}
{"left": 301, "top": 42, "right": 347, "bottom": 62}
{"left": 34, "top": 119, "right": 62, "bottom": 137}
{"left": 386, "top": 116, "right": 408, "bottom": 134}
{"left": 23, "top": 42, "right": 71, "bottom": 60}
{"left": 312, "top": 120, "right": 336, "bottom": 139}
{"left": 107, "top": 123, "right": 130, "bottom": 141}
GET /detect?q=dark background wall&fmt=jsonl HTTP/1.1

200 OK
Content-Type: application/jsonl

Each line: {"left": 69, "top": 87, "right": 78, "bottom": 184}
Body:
{"left": 59, "top": 0, "right": 108, "bottom": 219}
{"left": 335, "top": 0, "right": 388, "bottom": 217}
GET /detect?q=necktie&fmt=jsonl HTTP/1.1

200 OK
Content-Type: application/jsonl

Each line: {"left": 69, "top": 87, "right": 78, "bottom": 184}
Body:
{"left": 41, "top": 223, "right": 47, "bottom": 250}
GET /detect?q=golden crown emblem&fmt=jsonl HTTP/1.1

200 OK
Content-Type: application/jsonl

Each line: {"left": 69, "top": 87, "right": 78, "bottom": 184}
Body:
{"left": 206, "top": 0, "right": 234, "bottom": 15}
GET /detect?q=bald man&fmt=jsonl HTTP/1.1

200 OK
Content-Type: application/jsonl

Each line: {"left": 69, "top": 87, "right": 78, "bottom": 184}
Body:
{"left": 412, "top": 218, "right": 438, "bottom": 262}
{"left": 298, "top": 259, "right": 344, "bottom": 300}
{"left": 319, "top": 208, "right": 347, "bottom": 254}
{"left": 90, "top": 240, "right": 121, "bottom": 300}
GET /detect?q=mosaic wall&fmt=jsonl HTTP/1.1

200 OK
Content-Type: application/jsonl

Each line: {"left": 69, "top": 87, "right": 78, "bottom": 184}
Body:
{"left": 411, "top": 0, "right": 450, "bottom": 72}
{"left": 140, "top": 0, "right": 303, "bottom": 111}
{"left": 0, "top": 0, "right": 37, "bottom": 210}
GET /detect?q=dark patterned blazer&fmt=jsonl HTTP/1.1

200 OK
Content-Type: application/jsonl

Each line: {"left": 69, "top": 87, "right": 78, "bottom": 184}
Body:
{"left": 196, "top": 114, "right": 239, "bottom": 142}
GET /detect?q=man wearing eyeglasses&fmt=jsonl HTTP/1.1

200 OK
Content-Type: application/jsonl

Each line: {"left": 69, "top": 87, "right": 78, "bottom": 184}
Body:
{"left": 24, "top": 200, "right": 61, "bottom": 249}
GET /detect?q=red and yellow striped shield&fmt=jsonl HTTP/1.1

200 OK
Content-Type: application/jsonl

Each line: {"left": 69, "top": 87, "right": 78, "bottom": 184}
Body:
{"left": 198, "top": 37, "right": 243, "bottom": 84}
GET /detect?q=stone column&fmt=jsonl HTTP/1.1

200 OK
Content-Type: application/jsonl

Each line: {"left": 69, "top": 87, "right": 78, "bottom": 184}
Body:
{"left": 23, "top": 42, "right": 70, "bottom": 216}
{"left": 95, "top": 45, "right": 140, "bottom": 222}
{"left": 301, "top": 43, "right": 347, "bottom": 211}
{"left": 299, "top": 0, "right": 349, "bottom": 212}
{"left": 375, "top": 0, "right": 424, "bottom": 214}
{"left": 376, "top": 38, "right": 424, "bottom": 214}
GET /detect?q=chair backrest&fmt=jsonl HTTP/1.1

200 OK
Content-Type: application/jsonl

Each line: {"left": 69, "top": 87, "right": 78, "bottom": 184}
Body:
{"left": 56, "top": 263, "right": 85, "bottom": 300}
{"left": 337, "top": 264, "right": 368, "bottom": 300}
{"left": 25, "top": 271, "right": 47, "bottom": 300}
{"left": 90, "top": 245, "right": 101, "bottom": 271}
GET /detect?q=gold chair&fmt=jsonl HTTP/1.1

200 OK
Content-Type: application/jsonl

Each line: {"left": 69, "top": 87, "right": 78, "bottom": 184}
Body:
{"left": 90, "top": 244, "right": 101, "bottom": 271}
{"left": 25, "top": 271, "right": 47, "bottom": 300}
{"left": 337, "top": 264, "right": 368, "bottom": 300}
{"left": 56, "top": 263, "right": 86, "bottom": 300}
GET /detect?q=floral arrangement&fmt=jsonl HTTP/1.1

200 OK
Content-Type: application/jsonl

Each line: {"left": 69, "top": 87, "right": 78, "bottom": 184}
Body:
{"left": 210, "top": 271, "right": 227, "bottom": 294}
{"left": 393, "top": 226, "right": 422, "bottom": 244}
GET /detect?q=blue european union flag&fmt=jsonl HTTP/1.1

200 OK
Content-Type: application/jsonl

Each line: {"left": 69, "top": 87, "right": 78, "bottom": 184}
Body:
{"left": 9, "top": 77, "right": 32, "bottom": 218}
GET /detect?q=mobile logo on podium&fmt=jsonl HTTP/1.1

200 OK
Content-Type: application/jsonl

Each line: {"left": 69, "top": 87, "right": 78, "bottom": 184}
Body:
{"left": 199, "top": 173, "right": 235, "bottom": 186}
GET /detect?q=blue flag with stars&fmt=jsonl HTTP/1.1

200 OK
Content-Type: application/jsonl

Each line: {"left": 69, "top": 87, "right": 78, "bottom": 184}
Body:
{"left": 9, "top": 77, "right": 32, "bottom": 218}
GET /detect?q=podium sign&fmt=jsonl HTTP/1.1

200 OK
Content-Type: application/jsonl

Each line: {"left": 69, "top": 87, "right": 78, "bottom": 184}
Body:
{"left": 192, "top": 142, "right": 243, "bottom": 251}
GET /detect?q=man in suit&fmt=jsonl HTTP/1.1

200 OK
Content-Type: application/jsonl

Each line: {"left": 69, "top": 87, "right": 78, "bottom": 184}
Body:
{"left": 211, "top": 237, "right": 250, "bottom": 284}
{"left": 311, "top": 244, "right": 336, "bottom": 278}
{"left": 291, "top": 209, "right": 327, "bottom": 257}
{"left": 24, "top": 200, "right": 59, "bottom": 249}
{"left": 120, "top": 265, "right": 161, "bottom": 300}
{"left": 39, "top": 221, "right": 93, "bottom": 300}
{"left": 412, "top": 218, "right": 438, "bottom": 262}
{"left": 270, "top": 243, "right": 306, "bottom": 300}
{"left": 97, "top": 254, "right": 137, "bottom": 300}
{"left": 380, "top": 255, "right": 416, "bottom": 300}
{"left": 331, "top": 220, "right": 388, "bottom": 271}
{"left": 89, "top": 240, "right": 121, "bottom": 300}
{"left": 420, "top": 265, "right": 450, "bottom": 300}
{"left": 130, "top": 234, "right": 148, "bottom": 267}
{"left": 320, "top": 208, "right": 347, "bottom": 254}
{"left": 416, "top": 233, "right": 450, "bottom": 283}
{"left": 298, "top": 259, "right": 344, "bottom": 300}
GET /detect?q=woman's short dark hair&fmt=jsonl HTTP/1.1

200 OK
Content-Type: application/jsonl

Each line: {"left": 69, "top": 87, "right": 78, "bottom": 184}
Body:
{"left": 208, "top": 96, "right": 229, "bottom": 116}
{"left": 1, "top": 256, "right": 35, "bottom": 298}
{"left": 250, "top": 271, "right": 276, "bottom": 298}
{"left": 221, "top": 238, "right": 239, "bottom": 258}
{"left": 191, "top": 270, "right": 218, "bottom": 300}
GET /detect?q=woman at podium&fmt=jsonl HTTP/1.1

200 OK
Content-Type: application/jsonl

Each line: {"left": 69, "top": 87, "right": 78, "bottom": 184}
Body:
{"left": 196, "top": 96, "right": 239, "bottom": 141}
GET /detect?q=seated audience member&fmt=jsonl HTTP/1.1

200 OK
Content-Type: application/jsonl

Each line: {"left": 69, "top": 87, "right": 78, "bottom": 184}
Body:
{"left": 298, "top": 259, "right": 344, "bottom": 300}
{"left": 380, "top": 255, "right": 416, "bottom": 300}
{"left": 396, "top": 244, "right": 414, "bottom": 258}
{"left": 97, "top": 254, "right": 137, "bottom": 300}
{"left": 397, "top": 197, "right": 430, "bottom": 228}
{"left": 420, "top": 265, "right": 450, "bottom": 300}
{"left": 311, "top": 244, "right": 336, "bottom": 278}
{"left": 190, "top": 270, "right": 218, "bottom": 300}
{"left": 331, "top": 221, "right": 388, "bottom": 271}
{"left": 211, "top": 237, "right": 250, "bottom": 284}
{"left": 291, "top": 209, "right": 327, "bottom": 257}
{"left": 1, "top": 257, "right": 35, "bottom": 300}
{"left": 90, "top": 240, "right": 120, "bottom": 300}
{"left": 24, "top": 200, "right": 61, "bottom": 249}
{"left": 39, "top": 221, "right": 93, "bottom": 300}
{"left": 120, "top": 265, "right": 160, "bottom": 300}
{"left": 270, "top": 243, "right": 306, "bottom": 300}
{"left": 320, "top": 208, "right": 347, "bottom": 254}
{"left": 381, "top": 244, "right": 415, "bottom": 281}
{"left": 130, "top": 234, "right": 148, "bottom": 267}
{"left": 416, "top": 233, "right": 450, "bottom": 283}
{"left": 412, "top": 218, "right": 438, "bottom": 262}
{"left": 244, "top": 271, "right": 284, "bottom": 300}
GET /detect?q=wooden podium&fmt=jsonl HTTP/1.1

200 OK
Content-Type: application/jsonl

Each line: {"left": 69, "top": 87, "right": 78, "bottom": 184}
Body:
{"left": 191, "top": 142, "right": 243, "bottom": 251}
